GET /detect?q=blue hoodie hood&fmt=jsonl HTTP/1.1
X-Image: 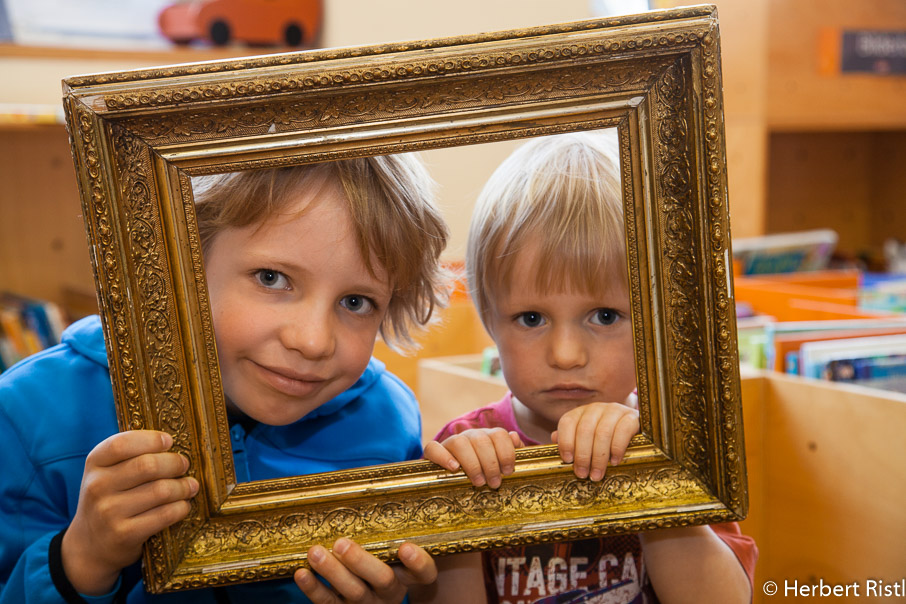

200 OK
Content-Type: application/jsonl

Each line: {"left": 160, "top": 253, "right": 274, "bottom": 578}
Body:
{"left": 298, "top": 357, "right": 386, "bottom": 421}
{"left": 61, "top": 314, "right": 108, "bottom": 369}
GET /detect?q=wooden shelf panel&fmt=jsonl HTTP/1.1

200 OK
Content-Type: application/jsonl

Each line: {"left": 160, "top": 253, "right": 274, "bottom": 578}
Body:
{"left": 766, "top": 0, "right": 906, "bottom": 130}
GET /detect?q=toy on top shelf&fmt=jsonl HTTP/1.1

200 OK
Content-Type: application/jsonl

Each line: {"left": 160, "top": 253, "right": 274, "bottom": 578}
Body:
{"left": 158, "top": 0, "right": 322, "bottom": 48}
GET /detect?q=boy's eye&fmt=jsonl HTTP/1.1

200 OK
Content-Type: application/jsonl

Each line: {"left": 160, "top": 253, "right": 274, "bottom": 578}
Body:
{"left": 255, "top": 269, "right": 290, "bottom": 290}
{"left": 591, "top": 308, "right": 620, "bottom": 326}
{"left": 340, "top": 294, "right": 375, "bottom": 315}
{"left": 516, "top": 312, "right": 545, "bottom": 328}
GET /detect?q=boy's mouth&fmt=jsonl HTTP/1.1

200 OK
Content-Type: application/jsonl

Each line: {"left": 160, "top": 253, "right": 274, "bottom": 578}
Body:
{"left": 542, "top": 385, "right": 596, "bottom": 399}
{"left": 251, "top": 361, "right": 327, "bottom": 397}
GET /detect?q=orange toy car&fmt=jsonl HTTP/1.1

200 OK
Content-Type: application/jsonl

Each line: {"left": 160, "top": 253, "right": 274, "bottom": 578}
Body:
{"left": 159, "top": 0, "right": 322, "bottom": 47}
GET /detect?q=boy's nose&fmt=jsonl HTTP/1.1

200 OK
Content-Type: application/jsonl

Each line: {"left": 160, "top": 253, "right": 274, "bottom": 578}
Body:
{"left": 547, "top": 326, "right": 587, "bottom": 369}
{"left": 280, "top": 305, "right": 336, "bottom": 360}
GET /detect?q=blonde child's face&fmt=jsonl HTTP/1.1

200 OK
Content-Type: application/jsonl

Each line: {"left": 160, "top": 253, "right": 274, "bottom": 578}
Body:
{"left": 204, "top": 178, "right": 392, "bottom": 426}
{"left": 486, "top": 243, "right": 637, "bottom": 442}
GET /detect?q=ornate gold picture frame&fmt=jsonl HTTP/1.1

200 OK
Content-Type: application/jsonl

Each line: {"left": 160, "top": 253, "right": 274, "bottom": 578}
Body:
{"left": 62, "top": 5, "right": 746, "bottom": 593}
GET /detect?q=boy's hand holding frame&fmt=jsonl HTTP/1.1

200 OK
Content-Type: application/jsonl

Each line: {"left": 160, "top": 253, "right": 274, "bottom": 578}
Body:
{"left": 62, "top": 5, "right": 747, "bottom": 593}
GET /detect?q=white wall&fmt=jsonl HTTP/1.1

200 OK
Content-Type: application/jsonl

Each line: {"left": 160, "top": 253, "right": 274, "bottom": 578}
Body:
{"left": 321, "top": 0, "right": 595, "bottom": 48}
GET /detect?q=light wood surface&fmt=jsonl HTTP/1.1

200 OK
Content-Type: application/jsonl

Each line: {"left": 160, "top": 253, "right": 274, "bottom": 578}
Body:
{"left": 741, "top": 372, "right": 906, "bottom": 603}
{"left": 767, "top": 131, "right": 906, "bottom": 261}
{"left": 0, "top": 127, "right": 95, "bottom": 314}
{"left": 660, "top": 0, "right": 771, "bottom": 238}
{"left": 374, "top": 298, "right": 494, "bottom": 398}
{"left": 766, "top": 0, "right": 906, "bottom": 130}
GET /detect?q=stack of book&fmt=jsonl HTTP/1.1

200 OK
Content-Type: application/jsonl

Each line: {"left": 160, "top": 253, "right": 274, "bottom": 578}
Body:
{"left": 730, "top": 241, "right": 906, "bottom": 395}
{"left": 737, "top": 314, "right": 906, "bottom": 395}
{"left": 0, "top": 293, "right": 67, "bottom": 373}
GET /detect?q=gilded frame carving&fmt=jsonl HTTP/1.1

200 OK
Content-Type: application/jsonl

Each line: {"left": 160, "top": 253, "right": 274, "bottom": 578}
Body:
{"left": 62, "top": 5, "right": 746, "bottom": 593}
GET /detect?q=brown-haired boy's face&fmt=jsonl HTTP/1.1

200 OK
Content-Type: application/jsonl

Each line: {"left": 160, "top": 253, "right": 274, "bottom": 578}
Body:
{"left": 203, "top": 179, "right": 392, "bottom": 426}
{"left": 485, "top": 243, "right": 636, "bottom": 444}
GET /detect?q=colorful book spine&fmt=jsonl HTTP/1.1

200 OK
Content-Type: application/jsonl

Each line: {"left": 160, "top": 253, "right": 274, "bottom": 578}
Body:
{"left": 0, "top": 293, "right": 68, "bottom": 373}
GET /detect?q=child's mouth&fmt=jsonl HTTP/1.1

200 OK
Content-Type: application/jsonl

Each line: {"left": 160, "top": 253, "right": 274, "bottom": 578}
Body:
{"left": 543, "top": 386, "right": 596, "bottom": 399}
{"left": 252, "top": 361, "right": 327, "bottom": 397}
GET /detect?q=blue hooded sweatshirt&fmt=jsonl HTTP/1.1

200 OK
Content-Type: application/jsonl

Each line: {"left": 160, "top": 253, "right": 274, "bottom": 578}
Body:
{"left": 0, "top": 316, "right": 422, "bottom": 603}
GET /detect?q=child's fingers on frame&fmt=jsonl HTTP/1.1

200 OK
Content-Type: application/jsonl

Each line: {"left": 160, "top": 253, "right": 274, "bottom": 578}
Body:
{"left": 609, "top": 411, "right": 641, "bottom": 466}
{"left": 331, "top": 538, "right": 401, "bottom": 598}
{"left": 508, "top": 430, "right": 525, "bottom": 449}
{"left": 82, "top": 452, "right": 188, "bottom": 502}
{"left": 303, "top": 538, "right": 408, "bottom": 603}
{"left": 304, "top": 544, "right": 372, "bottom": 603}
{"left": 88, "top": 430, "right": 174, "bottom": 467}
{"left": 488, "top": 428, "right": 518, "bottom": 475}
{"left": 395, "top": 542, "right": 438, "bottom": 586}
{"left": 552, "top": 426, "right": 573, "bottom": 463}
{"left": 569, "top": 432, "right": 606, "bottom": 481}
{"left": 79, "top": 453, "right": 188, "bottom": 510}
{"left": 88, "top": 497, "right": 194, "bottom": 566}
{"left": 124, "top": 475, "right": 199, "bottom": 516}
{"left": 423, "top": 440, "right": 460, "bottom": 472}
{"left": 588, "top": 424, "right": 618, "bottom": 481}
{"left": 125, "top": 497, "right": 195, "bottom": 541}
{"left": 468, "top": 428, "right": 517, "bottom": 488}
{"left": 474, "top": 439, "right": 506, "bottom": 489}
{"left": 445, "top": 435, "right": 488, "bottom": 487}
{"left": 557, "top": 404, "right": 630, "bottom": 479}
{"left": 553, "top": 404, "right": 604, "bottom": 462}
{"left": 294, "top": 566, "right": 341, "bottom": 604}
{"left": 118, "top": 451, "right": 190, "bottom": 488}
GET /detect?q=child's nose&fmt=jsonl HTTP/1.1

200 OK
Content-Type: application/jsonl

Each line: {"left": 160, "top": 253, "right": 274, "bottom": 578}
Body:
{"left": 280, "top": 305, "right": 336, "bottom": 360}
{"left": 547, "top": 326, "right": 587, "bottom": 369}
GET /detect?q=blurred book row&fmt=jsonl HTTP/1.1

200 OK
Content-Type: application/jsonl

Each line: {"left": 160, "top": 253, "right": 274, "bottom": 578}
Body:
{"left": 738, "top": 316, "right": 906, "bottom": 393}
{"left": 0, "top": 292, "right": 67, "bottom": 373}
{"left": 735, "top": 229, "right": 906, "bottom": 395}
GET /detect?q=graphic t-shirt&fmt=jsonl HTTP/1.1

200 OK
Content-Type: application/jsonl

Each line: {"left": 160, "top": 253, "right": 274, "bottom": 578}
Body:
{"left": 484, "top": 533, "right": 653, "bottom": 604}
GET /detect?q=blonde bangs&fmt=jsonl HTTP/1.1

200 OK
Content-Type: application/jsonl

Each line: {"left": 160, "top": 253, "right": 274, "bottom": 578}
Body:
{"left": 192, "top": 165, "right": 334, "bottom": 256}
{"left": 467, "top": 130, "right": 625, "bottom": 325}
{"left": 490, "top": 176, "right": 626, "bottom": 298}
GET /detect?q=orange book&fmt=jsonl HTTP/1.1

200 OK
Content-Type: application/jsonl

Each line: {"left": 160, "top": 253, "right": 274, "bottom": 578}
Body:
{"left": 0, "top": 309, "right": 31, "bottom": 360}
{"left": 773, "top": 326, "right": 906, "bottom": 373}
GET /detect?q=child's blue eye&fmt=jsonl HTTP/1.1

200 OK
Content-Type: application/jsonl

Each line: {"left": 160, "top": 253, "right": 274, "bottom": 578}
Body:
{"left": 341, "top": 295, "right": 375, "bottom": 314}
{"left": 255, "top": 269, "right": 289, "bottom": 290}
{"left": 516, "top": 312, "right": 545, "bottom": 328}
{"left": 592, "top": 308, "right": 619, "bottom": 326}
